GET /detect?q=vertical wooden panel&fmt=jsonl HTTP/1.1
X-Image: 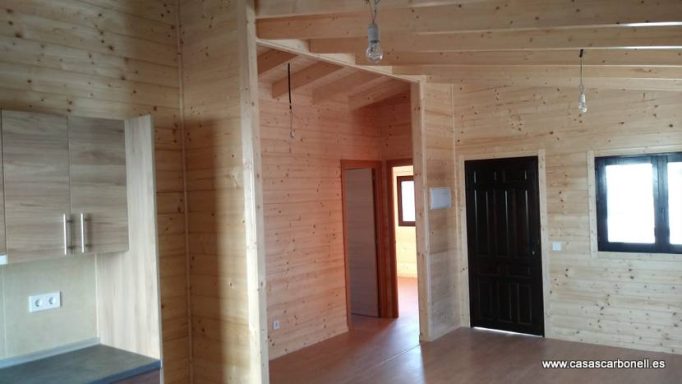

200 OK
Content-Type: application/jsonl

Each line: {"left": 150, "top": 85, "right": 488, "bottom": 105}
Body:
{"left": 180, "top": 0, "right": 268, "bottom": 382}
{"left": 411, "top": 82, "right": 460, "bottom": 341}
{"left": 96, "top": 116, "right": 161, "bottom": 359}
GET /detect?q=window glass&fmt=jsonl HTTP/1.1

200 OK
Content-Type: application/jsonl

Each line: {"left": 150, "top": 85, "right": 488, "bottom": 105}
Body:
{"left": 605, "top": 163, "right": 655, "bottom": 244}
{"left": 400, "top": 179, "right": 416, "bottom": 223}
{"left": 669, "top": 162, "right": 682, "bottom": 245}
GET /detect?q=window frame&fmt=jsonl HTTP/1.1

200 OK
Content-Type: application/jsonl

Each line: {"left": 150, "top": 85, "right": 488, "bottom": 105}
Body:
{"left": 396, "top": 175, "right": 416, "bottom": 227}
{"left": 595, "top": 152, "right": 682, "bottom": 254}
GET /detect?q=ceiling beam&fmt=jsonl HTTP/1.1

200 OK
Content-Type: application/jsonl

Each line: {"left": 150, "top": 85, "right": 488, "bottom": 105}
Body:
{"left": 348, "top": 79, "right": 411, "bottom": 109}
{"left": 257, "top": 0, "right": 682, "bottom": 39}
{"left": 438, "top": 77, "right": 682, "bottom": 92}
{"left": 271, "top": 61, "right": 343, "bottom": 98}
{"left": 407, "top": 65, "right": 682, "bottom": 91}
{"left": 395, "top": 65, "right": 682, "bottom": 79}
{"left": 257, "top": 38, "right": 421, "bottom": 82}
{"left": 357, "top": 49, "right": 682, "bottom": 67}
{"left": 258, "top": 49, "right": 296, "bottom": 75}
{"left": 256, "top": 0, "right": 471, "bottom": 18}
{"left": 310, "top": 26, "right": 682, "bottom": 54}
{"left": 312, "top": 71, "right": 382, "bottom": 104}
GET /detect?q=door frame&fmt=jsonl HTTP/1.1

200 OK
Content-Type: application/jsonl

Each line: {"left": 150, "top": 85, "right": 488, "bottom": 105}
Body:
{"left": 340, "top": 160, "right": 390, "bottom": 324}
{"left": 386, "top": 159, "right": 413, "bottom": 318}
{"left": 456, "top": 150, "right": 551, "bottom": 337}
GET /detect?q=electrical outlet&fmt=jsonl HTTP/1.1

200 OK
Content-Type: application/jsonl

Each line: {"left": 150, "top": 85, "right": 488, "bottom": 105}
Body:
{"left": 28, "top": 292, "right": 61, "bottom": 313}
{"left": 273, "top": 320, "right": 281, "bottom": 330}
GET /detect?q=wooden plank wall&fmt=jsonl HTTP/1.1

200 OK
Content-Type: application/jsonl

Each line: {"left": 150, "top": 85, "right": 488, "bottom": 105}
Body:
{"left": 378, "top": 92, "right": 412, "bottom": 161}
{"left": 260, "top": 83, "right": 381, "bottom": 358}
{"left": 0, "top": 1, "right": 190, "bottom": 382}
{"left": 376, "top": 92, "right": 413, "bottom": 305}
{"left": 411, "top": 83, "right": 461, "bottom": 341}
{"left": 453, "top": 85, "right": 682, "bottom": 354}
{"left": 180, "top": 0, "right": 268, "bottom": 382}
{"left": 260, "top": 78, "right": 413, "bottom": 358}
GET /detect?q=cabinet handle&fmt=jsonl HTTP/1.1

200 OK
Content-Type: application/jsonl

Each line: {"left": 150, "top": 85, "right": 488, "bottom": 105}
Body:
{"left": 79, "top": 213, "right": 88, "bottom": 253}
{"left": 62, "top": 214, "right": 72, "bottom": 256}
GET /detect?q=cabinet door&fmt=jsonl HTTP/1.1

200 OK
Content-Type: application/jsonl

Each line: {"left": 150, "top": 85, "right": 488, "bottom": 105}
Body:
{"left": 69, "top": 116, "right": 128, "bottom": 255}
{"left": 2, "top": 111, "right": 71, "bottom": 263}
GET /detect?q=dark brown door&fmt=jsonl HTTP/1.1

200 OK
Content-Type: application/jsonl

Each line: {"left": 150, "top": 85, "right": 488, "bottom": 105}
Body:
{"left": 465, "top": 156, "right": 544, "bottom": 336}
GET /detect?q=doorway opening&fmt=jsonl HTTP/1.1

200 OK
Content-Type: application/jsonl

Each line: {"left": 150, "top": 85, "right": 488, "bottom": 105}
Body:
{"left": 340, "top": 159, "right": 420, "bottom": 346}
{"left": 464, "top": 156, "right": 545, "bottom": 336}
{"left": 387, "top": 160, "right": 418, "bottom": 325}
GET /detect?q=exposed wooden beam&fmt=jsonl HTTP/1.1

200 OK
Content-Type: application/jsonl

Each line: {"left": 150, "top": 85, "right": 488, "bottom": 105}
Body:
{"left": 310, "top": 26, "right": 682, "bottom": 54}
{"left": 257, "top": 38, "right": 421, "bottom": 82}
{"left": 348, "top": 79, "right": 411, "bottom": 109}
{"left": 358, "top": 49, "right": 682, "bottom": 67}
{"left": 257, "top": 0, "right": 682, "bottom": 39}
{"left": 271, "top": 61, "right": 343, "bottom": 98}
{"left": 396, "top": 65, "right": 682, "bottom": 78}
{"left": 258, "top": 49, "right": 296, "bottom": 75}
{"left": 256, "top": 0, "right": 473, "bottom": 18}
{"left": 440, "top": 77, "right": 682, "bottom": 92}
{"left": 409, "top": 65, "right": 682, "bottom": 91}
{"left": 312, "top": 71, "right": 382, "bottom": 104}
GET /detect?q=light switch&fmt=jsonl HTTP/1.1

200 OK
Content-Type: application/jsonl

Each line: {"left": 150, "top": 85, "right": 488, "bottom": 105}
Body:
{"left": 552, "top": 241, "right": 562, "bottom": 252}
{"left": 28, "top": 292, "right": 61, "bottom": 313}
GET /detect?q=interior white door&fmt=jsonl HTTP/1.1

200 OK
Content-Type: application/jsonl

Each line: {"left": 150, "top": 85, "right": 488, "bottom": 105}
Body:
{"left": 343, "top": 168, "right": 379, "bottom": 317}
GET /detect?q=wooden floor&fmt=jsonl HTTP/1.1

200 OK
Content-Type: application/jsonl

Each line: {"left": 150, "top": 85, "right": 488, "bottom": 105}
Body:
{"left": 270, "top": 277, "right": 682, "bottom": 384}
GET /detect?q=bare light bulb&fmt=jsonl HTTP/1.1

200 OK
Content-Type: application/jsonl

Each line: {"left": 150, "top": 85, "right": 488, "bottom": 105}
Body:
{"left": 366, "top": 23, "right": 383, "bottom": 64}
{"left": 578, "top": 87, "right": 588, "bottom": 113}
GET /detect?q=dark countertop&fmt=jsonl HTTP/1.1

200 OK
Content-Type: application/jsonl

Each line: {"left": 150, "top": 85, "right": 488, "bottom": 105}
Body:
{"left": 0, "top": 345, "right": 160, "bottom": 384}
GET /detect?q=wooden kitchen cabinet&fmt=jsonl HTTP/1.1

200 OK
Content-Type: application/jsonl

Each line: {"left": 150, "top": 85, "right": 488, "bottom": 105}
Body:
{"left": 0, "top": 110, "right": 129, "bottom": 264}
{"left": 1, "top": 110, "right": 72, "bottom": 263}
{"left": 69, "top": 116, "right": 128, "bottom": 255}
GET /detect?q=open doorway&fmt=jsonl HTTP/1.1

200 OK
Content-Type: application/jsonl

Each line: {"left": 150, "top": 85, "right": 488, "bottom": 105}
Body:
{"left": 339, "top": 158, "right": 420, "bottom": 336}
{"left": 387, "top": 160, "right": 419, "bottom": 325}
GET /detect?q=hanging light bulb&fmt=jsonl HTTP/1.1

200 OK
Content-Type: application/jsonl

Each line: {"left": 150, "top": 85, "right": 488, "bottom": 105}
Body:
{"left": 577, "top": 49, "right": 587, "bottom": 113}
{"left": 366, "top": 22, "right": 383, "bottom": 64}
{"left": 365, "top": 0, "right": 383, "bottom": 64}
{"left": 578, "top": 85, "right": 588, "bottom": 114}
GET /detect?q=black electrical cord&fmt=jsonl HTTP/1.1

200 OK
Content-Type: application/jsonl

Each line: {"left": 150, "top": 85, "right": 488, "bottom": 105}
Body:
{"left": 287, "top": 63, "right": 294, "bottom": 139}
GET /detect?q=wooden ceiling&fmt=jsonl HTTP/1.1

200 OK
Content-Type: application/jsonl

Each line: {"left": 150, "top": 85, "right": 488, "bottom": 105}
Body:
{"left": 255, "top": 0, "right": 682, "bottom": 92}
{"left": 257, "top": 46, "right": 410, "bottom": 109}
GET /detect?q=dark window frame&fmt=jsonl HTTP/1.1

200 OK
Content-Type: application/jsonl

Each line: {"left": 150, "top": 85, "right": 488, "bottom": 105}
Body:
{"left": 396, "top": 175, "right": 415, "bottom": 227}
{"left": 595, "top": 152, "right": 682, "bottom": 254}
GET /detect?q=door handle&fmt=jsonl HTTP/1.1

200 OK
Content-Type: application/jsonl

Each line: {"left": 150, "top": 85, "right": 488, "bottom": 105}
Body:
{"left": 79, "top": 213, "right": 89, "bottom": 254}
{"left": 63, "top": 213, "right": 73, "bottom": 256}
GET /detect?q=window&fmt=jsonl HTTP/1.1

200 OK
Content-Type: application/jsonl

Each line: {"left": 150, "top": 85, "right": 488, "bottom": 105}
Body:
{"left": 397, "top": 176, "right": 415, "bottom": 226}
{"left": 595, "top": 152, "right": 682, "bottom": 254}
